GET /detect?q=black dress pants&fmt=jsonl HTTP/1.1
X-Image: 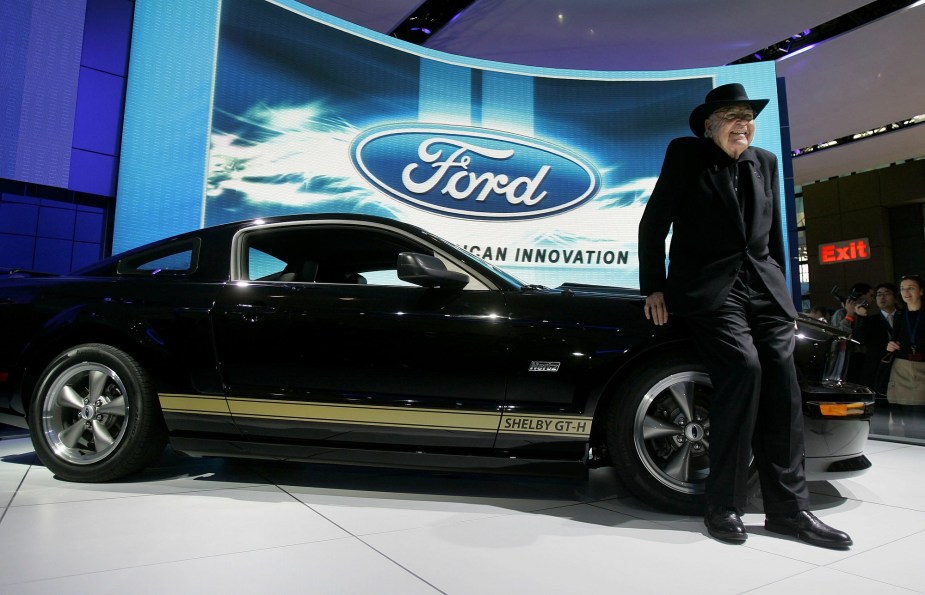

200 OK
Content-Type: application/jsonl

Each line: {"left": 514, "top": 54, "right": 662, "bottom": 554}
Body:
{"left": 683, "top": 265, "right": 810, "bottom": 515}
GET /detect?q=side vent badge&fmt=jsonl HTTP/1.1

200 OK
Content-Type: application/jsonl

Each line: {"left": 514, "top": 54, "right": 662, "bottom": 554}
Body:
{"left": 529, "top": 361, "right": 560, "bottom": 372}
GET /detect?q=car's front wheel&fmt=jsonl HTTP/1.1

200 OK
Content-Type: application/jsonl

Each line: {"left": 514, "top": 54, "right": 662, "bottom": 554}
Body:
{"left": 29, "top": 343, "right": 167, "bottom": 482}
{"left": 607, "top": 356, "right": 714, "bottom": 515}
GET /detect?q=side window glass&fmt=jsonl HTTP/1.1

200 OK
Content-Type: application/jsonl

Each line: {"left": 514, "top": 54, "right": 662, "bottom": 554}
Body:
{"left": 117, "top": 239, "right": 200, "bottom": 276}
{"left": 361, "top": 269, "right": 416, "bottom": 287}
{"left": 140, "top": 252, "right": 191, "bottom": 272}
{"left": 248, "top": 248, "right": 286, "bottom": 280}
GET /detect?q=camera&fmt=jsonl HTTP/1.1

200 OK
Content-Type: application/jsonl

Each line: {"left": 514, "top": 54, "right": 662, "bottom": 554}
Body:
{"left": 830, "top": 285, "right": 869, "bottom": 309}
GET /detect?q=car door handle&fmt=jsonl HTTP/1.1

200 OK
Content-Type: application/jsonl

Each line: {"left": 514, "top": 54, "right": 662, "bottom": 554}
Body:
{"left": 225, "top": 304, "right": 279, "bottom": 322}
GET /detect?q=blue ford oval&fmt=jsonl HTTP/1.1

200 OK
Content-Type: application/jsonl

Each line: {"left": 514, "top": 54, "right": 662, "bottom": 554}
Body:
{"left": 351, "top": 124, "right": 600, "bottom": 220}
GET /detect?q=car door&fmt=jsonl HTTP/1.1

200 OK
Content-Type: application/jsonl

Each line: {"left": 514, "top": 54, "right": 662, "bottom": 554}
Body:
{"left": 211, "top": 220, "right": 510, "bottom": 449}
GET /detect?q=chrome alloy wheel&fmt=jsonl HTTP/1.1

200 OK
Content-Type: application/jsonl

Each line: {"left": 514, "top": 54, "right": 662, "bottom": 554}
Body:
{"left": 40, "top": 362, "right": 130, "bottom": 465}
{"left": 633, "top": 370, "right": 713, "bottom": 494}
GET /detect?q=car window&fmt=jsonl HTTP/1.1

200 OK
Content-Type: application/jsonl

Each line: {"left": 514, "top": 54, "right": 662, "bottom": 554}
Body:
{"left": 248, "top": 248, "right": 286, "bottom": 280}
{"left": 235, "top": 223, "right": 487, "bottom": 289}
{"left": 117, "top": 239, "right": 200, "bottom": 276}
{"left": 359, "top": 269, "right": 416, "bottom": 287}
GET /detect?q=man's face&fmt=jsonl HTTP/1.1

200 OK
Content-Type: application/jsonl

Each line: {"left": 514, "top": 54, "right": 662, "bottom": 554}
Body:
{"left": 705, "top": 104, "right": 755, "bottom": 159}
{"left": 876, "top": 287, "right": 897, "bottom": 311}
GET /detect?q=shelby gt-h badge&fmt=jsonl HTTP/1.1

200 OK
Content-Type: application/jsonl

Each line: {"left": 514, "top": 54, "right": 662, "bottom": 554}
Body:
{"left": 0, "top": 214, "right": 873, "bottom": 513}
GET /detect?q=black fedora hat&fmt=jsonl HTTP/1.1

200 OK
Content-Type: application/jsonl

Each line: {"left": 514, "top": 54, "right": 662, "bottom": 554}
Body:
{"left": 689, "top": 83, "right": 769, "bottom": 138}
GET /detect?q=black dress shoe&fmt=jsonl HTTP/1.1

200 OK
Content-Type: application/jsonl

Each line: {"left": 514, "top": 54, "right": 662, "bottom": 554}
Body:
{"left": 704, "top": 505, "right": 747, "bottom": 543}
{"left": 765, "top": 510, "right": 853, "bottom": 549}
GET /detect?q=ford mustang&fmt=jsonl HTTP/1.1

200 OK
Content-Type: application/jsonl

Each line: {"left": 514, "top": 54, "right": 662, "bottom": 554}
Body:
{"left": 0, "top": 214, "right": 873, "bottom": 513}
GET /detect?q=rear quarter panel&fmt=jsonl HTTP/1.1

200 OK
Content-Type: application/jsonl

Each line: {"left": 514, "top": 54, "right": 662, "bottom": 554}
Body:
{"left": 0, "top": 276, "right": 225, "bottom": 423}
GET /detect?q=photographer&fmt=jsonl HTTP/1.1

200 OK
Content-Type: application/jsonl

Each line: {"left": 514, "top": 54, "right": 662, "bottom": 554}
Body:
{"left": 829, "top": 283, "right": 875, "bottom": 385}
{"left": 830, "top": 282, "right": 873, "bottom": 334}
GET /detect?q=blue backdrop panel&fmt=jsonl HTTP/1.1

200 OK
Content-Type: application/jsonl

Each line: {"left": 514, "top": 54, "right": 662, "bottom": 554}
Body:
{"left": 117, "top": 0, "right": 787, "bottom": 289}
{"left": 114, "top": 1, "right": 220, "bottom": 253}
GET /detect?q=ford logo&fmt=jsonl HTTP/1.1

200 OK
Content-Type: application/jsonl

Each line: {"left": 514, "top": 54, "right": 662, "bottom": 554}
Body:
{"left": 350, "top": 124, "right": 600, "bottom": 220}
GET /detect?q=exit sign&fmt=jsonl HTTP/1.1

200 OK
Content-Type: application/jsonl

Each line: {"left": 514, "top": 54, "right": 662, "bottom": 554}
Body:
{"left": 819, "top": 238, "right": 871, "bottom": 265}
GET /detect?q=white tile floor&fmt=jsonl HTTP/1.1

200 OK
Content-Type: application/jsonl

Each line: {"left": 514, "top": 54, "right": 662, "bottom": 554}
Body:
{"left": 1, "top": 433, "right": 924, "bottom": 595}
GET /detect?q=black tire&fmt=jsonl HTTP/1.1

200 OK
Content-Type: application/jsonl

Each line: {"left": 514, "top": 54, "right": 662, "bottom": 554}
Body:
{"left": 29, "top": 343, "right": 168, "bottom": 482}
{"left": 607, "top": 355, "right": 713, "bottom": 515}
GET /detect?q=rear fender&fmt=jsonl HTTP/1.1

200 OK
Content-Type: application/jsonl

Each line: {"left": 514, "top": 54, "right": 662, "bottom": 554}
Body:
{"left": 17, "top": 314, "right": 213, "bottom": 422}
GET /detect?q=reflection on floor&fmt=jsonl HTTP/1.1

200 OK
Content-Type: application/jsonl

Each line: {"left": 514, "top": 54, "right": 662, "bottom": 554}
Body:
{"left": 1, "top": 432, "right": 925, "bottom": 594}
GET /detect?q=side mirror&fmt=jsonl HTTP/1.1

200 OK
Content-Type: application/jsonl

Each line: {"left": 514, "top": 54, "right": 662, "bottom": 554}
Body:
{"left": 397, "top": 252, "right": 469, "bottom": 289}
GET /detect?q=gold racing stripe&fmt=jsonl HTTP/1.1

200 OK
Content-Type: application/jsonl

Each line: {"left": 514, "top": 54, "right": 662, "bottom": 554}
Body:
{"left": 227, "top": 397, "right": 500, "bottom": 432}
{"left": 159, "top": 394, "right": 231, "bottom": 415}
{"left": 158, "top": 394, "right": 592, "bottom": 437}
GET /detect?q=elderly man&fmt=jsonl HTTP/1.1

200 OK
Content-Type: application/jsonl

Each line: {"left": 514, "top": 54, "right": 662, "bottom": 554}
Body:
{"left": 638, "top": 83, "right": 852, "bottom": 548}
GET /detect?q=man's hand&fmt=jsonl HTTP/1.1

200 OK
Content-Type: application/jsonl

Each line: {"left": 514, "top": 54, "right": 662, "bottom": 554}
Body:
{"left": 845, "top": 298, "right": 858, "bottom": 317}
{"left": 644, "top": 291, "right": 668, "bottom": 326}
{"left": 846, "top": 297, "right": 872, "bottom": 318}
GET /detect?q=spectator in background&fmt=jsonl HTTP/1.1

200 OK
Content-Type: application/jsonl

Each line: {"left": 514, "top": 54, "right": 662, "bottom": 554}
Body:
{"left": 830, "top": 282, "right": 874, "bottom": 334}
{"left": 853, "top": 282, "right": 899, "bottom": 399}
{"left": 809, "top": 305, "right": 829, "bottom": 323}
{"left": 886, "top": 276, "right": 925, "bottom": 417}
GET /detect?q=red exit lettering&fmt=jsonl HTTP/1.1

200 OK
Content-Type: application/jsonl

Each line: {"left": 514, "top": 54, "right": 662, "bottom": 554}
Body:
{"left": 818, "top": 238, "right": 871, "bottom": 265}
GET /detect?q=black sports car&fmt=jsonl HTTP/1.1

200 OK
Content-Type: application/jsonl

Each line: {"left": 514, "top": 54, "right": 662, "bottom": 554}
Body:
{"left": 0, "top": 214, "right": 873, "bottom": 513}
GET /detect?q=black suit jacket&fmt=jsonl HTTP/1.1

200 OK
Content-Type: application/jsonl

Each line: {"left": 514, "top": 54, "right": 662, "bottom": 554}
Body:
{"left": 638, "top": 137, "right": 797, "bottom": 318}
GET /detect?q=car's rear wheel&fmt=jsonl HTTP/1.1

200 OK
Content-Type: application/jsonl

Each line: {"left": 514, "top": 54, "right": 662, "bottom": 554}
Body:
{"left": 29, "top": 343, "right": 167, "bottom": 482}
{"left": 607, "top": 356, "right": 714, "bottom": 515}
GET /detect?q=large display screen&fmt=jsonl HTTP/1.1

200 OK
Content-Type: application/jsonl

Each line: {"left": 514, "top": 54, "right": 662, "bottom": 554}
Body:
{"left": 117, "top": 0, "right": 786, "bottom": 289}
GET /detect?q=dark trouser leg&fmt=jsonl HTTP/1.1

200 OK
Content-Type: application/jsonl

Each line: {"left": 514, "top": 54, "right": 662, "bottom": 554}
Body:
{"left": 684, "top": 276, "right": 760, "bottom": 513}
{"left": 749, "top": 296, "right": 810, "bottom": 515}
{"left": 683, "top": 270, "right": 809, "bottom": 514}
